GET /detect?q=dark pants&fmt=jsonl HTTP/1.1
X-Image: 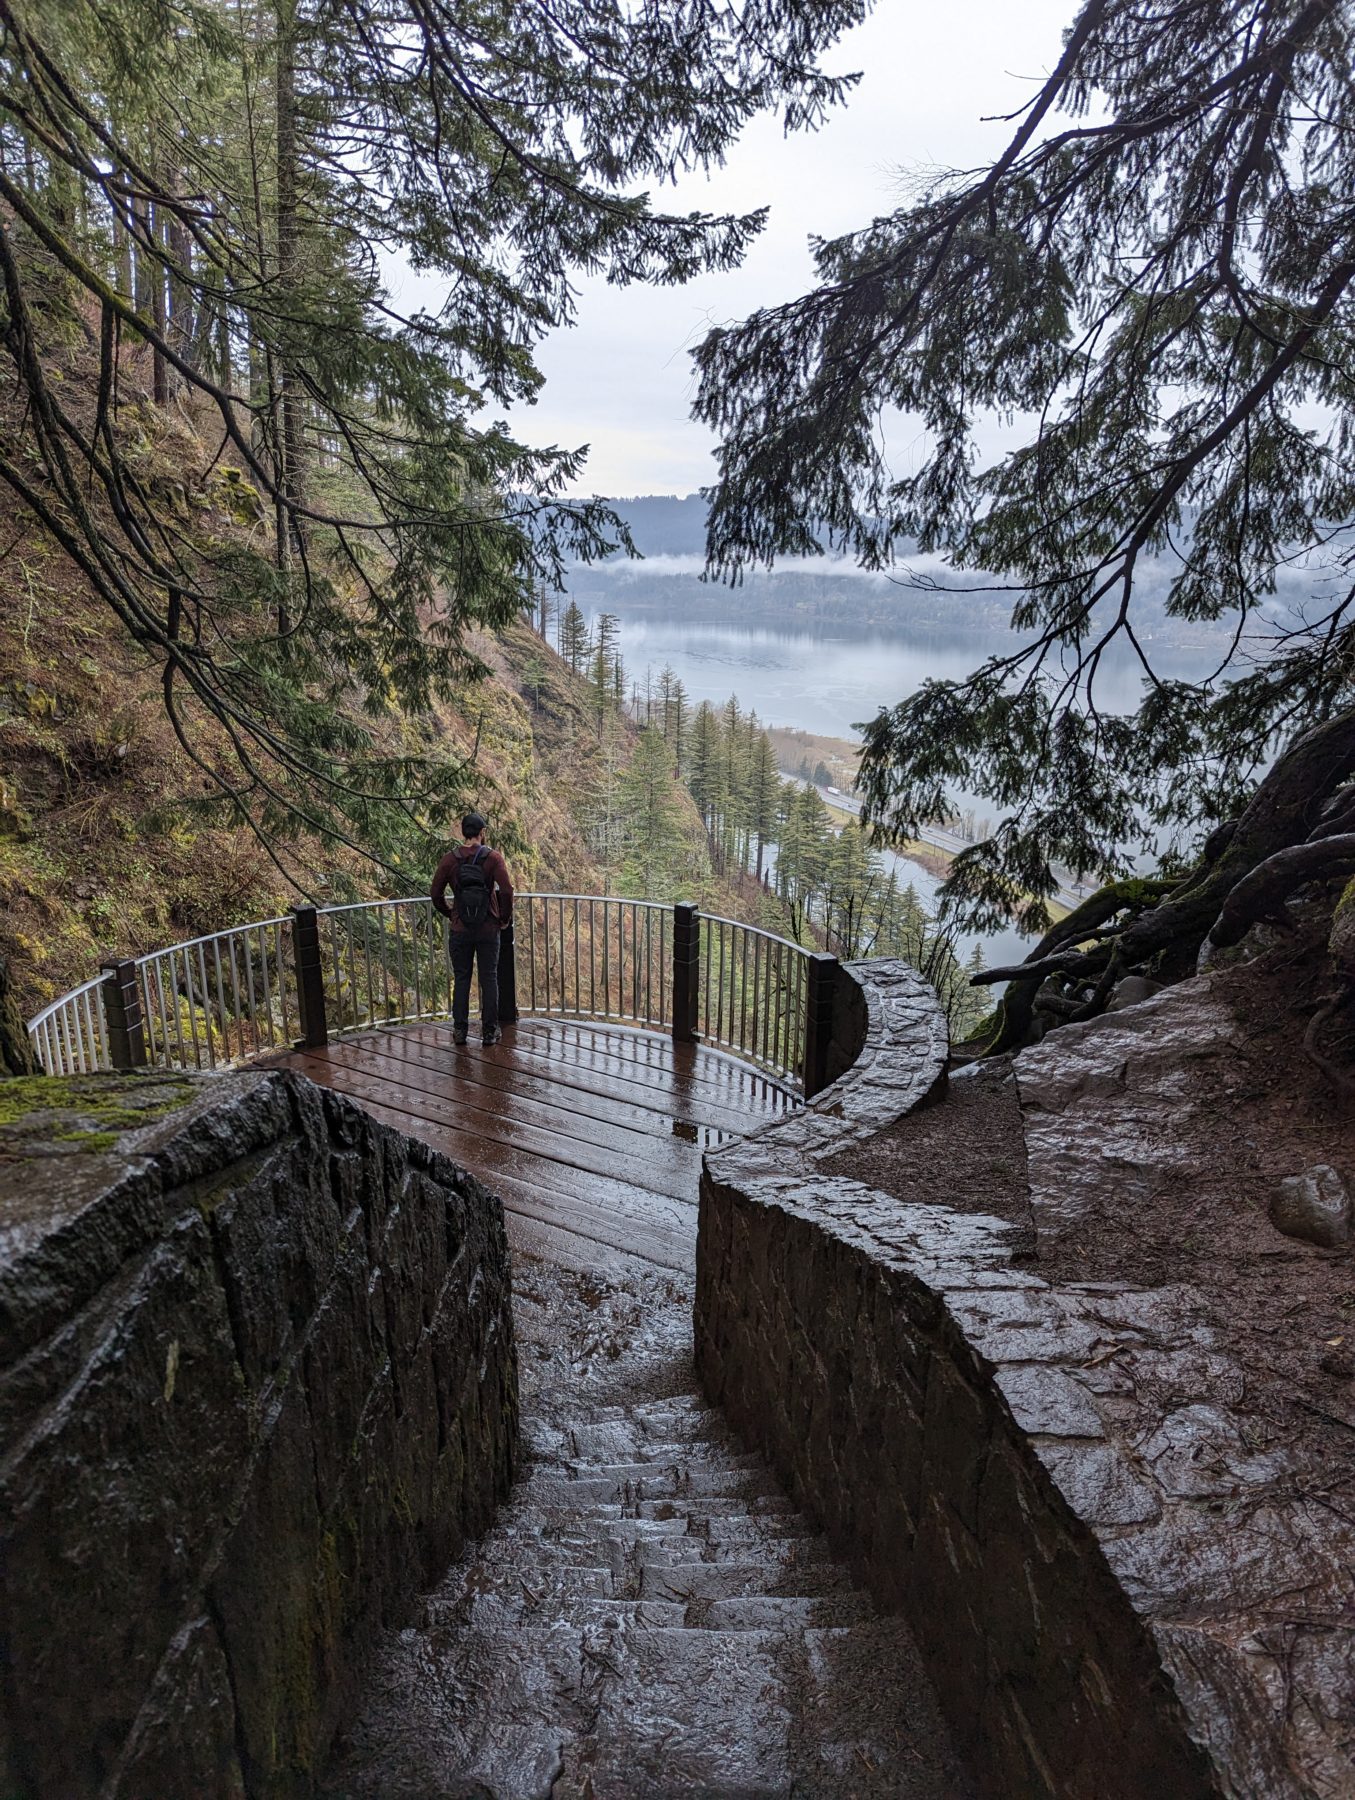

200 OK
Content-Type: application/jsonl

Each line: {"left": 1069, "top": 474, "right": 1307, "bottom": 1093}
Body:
{"left": 450, "top": 929, "right": 500, "bottom": 1033}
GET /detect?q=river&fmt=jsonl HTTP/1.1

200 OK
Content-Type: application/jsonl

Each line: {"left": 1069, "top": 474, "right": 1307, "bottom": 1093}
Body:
{"left": 572, "top": 600, "right": 1225, "bottom": 972}
{"left": 574, "top": 606, "right": 1210, "bottom": 741}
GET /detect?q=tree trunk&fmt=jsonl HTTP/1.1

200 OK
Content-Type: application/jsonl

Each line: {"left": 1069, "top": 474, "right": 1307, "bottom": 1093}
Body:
{"left": 215, "top": 306, "right": 233, "bottom": 392}
{"left": 0, "top": 957, "right": 39, "bottom": 1078}
{"left": 131, "top": 183, "right": 154, "bottom": 320}
{"left": 111, "top": 187, "right": 133, "bottom": 299}
{"left": 149, "top": 190, "right": 169, "bottom": 405}
{"left": 275, "top": 0, "right": 305, "bottom": 620}
{"left": 166, "top": 160, "right": 195, "bottom": 367}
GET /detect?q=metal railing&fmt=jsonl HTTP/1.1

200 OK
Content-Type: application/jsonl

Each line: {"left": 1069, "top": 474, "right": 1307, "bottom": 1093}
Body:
{"left": 27, "top": 895, "right": 842, "bottom": 1095}
{"left": 699, "top": 914, "right": 809, "bottom": 1080}
{"left": 318, "top": 899, "right": 453, "bottom": 1036}
{"left": 515, "top": 895, "right": 673, "bottom": 1029}
{"left": 26, "top": 974, "right": 110, "bottom": 1078}
{"left": 138, "top": 917, "right": 300, "bottom": 1069}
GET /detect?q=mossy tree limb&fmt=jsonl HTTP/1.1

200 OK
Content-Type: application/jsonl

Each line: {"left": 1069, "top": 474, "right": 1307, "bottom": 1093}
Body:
{"left": 974, "top": 711, "right": 1355, "bottom": 1052}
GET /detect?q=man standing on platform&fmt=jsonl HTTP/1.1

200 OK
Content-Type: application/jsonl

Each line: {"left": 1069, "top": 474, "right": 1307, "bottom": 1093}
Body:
{"left": 431, "top": 813, "right": 515, "bottom": 1047}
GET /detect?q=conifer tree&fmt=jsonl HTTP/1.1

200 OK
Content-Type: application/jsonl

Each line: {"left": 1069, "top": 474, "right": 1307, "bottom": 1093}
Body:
{"left": 559, "top": 601, "right": 590, "bottom": 676}
{"left": 860, "top": 866, "right": 900, "bottom": 958}
{"left": 688, "top": 703, "right": 722, "bottom": 836}
{"left": 747, "top": 725, "right": 780, "bottom": 881}
{"left": 720, "top": 695, "right": 749, "bottom": 874}
{"left": 695, "top": 0, "right": 1355, "bottom": 1048}
{"left": 0, "top": 0, "right": 868, "bottom": 871}
{"left": 776, "top": 785, "right": 831, "bottom": 938}
{"left": 620, "top": 727, "right": 687, "bottom": 898}
{"left": 590, "top": 613, "right": 620, "bottom": 737}
{"left": 670, "top": 679, "right": 690, "bottom": 776}
{"left": 585, "top": 719, "right": 631, "bottom": 886}
{"left": 656, "top": 666, "right": 678, "bottom": 743}
{"left": 824, "top": 823, "right": 879, "bottom": 959}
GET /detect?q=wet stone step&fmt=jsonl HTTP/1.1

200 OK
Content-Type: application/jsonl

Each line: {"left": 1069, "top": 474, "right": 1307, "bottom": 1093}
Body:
{"left": 635, "top": 1533, "right": 835, "bottom": 1571}
{"left": 556, "top": 1441, "right": 753, "bottom": 1472}
{"left": 637, "top": 1558, "right": 852, "bottom": 1604}
{"left": 689, "top": 1513, "right": 820, "bottom": 1542}
{"left": 440, "top": 1595, "right": 688, "bottom": 1633}
{"left": 562, "top": 1415, "right": 729, "bottom": 1458}
{"left": 556, "top": 1453, "right": 769, "bottom": 1483}
{"left": 321, "top": 1255, "right": 967, "bottom": 1800}
{"left": 454, "top": 1535, "right": 618, "bottom": 1577}
{"left": 521, "top": 1465, "right": 785, "bottom": 1507}
{"left": 635, "top": 1492, "right": 799, "bottom": 1521}
{"left": 458, "top": 1564, "right": 619, "bottom": 1604}
{"left": 550, "top": 1626, "right": 803, "bottom": 1799}
{"left": 701, "top": 1594, "right": 874, "bottom": 1631}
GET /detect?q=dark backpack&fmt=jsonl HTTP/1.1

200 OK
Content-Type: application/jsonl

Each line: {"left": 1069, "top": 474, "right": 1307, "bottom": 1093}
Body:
{"left": 453, "top": 845, "right": 492, "bottom": 932}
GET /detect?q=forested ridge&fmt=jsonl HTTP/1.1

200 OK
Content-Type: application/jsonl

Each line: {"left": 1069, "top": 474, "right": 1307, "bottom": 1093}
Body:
{"left": 5, "top": 0, "right": 1353, "bottom": 1088}
{"left": 525, "top": 597, "right": 987, "bottom": 1032}
{"left": 0, "top": 0, "right": 875, "bottom": 1040}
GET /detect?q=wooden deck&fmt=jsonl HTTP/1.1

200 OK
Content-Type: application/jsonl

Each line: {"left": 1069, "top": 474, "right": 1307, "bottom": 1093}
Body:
{"left": 281, "top": 1017, "right": 796, "bottom": 1270}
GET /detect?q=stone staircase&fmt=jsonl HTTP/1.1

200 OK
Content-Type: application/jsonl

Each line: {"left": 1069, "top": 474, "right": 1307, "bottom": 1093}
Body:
{"left": 323, "top": 1258, "right": 966, "bottom": 1800}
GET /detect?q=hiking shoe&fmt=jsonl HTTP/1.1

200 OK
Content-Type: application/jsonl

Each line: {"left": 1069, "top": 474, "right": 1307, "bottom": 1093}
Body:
{"left": 481, "top": 1025, "right": 503, "bottom": 1047}
{"left": 453, "top": 1026, "right": 468, "bottom": 1046}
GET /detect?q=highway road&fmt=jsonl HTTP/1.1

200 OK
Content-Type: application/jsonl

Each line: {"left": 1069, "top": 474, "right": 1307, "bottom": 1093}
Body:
{"left": 809, "top": 783, "right": 1096, "bottom": 913}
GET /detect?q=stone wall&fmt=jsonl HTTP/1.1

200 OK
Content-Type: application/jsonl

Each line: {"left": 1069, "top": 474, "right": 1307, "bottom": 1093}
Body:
{"left": 0, "top": 1068, "right": 517, "bottom": 1800}
{"left": 694, "top": 960, "right": 1220, "bottom": 1798}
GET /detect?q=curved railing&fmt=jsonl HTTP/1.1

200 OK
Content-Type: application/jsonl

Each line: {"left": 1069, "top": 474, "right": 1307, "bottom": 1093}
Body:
{"left": 27, "top": 894, "right": 839, "bottom": 1094}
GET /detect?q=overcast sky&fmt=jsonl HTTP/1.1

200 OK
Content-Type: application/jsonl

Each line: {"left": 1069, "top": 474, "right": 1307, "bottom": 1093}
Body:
{"left": 502, "top": 0, "right": 1076, "bottom": 498}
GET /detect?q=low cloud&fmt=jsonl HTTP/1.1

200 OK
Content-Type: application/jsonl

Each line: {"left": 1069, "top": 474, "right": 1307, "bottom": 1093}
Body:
{"left": 585, "top": 552, "right": 968, "bottom": 584}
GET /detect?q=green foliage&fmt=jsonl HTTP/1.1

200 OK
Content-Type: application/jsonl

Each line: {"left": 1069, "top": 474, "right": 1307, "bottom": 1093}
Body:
{"left": 651, "top": 666, "right": 691, "bottom": 773}
{"left": 662, "top": 687, "right": 981, "bottom": 1030}
{"left": 695, "top": 0, "right": 1355, "bottom": 931}
{"left": 590, "top": 613, "right": 622, "bottom": 738}
{"left": 0, "top": 0, "right": 865, "bottom": 875}
{"left": 558, "top": 601, "right": 590, "bottom": 677}
{"left": 619, "top": 727, "right": 689, "bottom": 899}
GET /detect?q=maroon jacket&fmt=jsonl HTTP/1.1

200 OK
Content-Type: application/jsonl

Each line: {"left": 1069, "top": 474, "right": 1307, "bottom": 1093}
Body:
{"left": 431, "top": 842, "right": 514, "bottom": 934}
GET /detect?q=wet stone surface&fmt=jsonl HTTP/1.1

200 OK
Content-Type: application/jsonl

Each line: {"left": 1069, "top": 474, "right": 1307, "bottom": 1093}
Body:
{"left": 1270, "top": 1162, "right": 1352, "bottom": 1248}
{"left": 1013, "top": 985, "right": 1355, "bottom": 1798}
{"left": 322, "top": 1253, "right": 968, "bottom": 1800}
{"left": 0, "top": 1070, "right": 516, "bottom": 1799}
{"left": 699, "top": 963, "right": 1355, "bottom": 1800}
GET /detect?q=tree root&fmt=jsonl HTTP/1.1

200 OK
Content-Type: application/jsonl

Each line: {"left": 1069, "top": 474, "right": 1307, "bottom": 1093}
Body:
{"left": 1208, "top": 835, "right": 1355, "bottom": 952}
{"left": 1303, "top": 994, "right": 1355, "bottom": 1100}
{"left": 971, "top": 709, "right": 1355, "bottom": 1056}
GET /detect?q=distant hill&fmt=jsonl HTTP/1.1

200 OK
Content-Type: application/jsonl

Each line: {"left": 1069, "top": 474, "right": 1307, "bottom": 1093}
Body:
{"left": 601, "top": 493, "right": 709, "bottom": 559}
{"left": 576, "top": 495, "right": 1299, "bottom": 658}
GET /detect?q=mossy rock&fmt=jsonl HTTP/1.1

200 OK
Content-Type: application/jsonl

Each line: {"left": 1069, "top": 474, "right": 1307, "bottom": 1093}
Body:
{"left": 209, "top": 466, "right": 266, "bottom": 524}
{"left": 0, "top": 776, "right": 34, "bottom": 842}
{"left": 0, "top": 954, "right": 39, "bottom": 1075}
{"left": 0, "top": 1071, "right": 199, "bottom": 1152}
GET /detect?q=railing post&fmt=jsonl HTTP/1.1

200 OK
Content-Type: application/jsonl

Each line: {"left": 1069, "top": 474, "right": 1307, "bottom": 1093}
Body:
{"left": 672, "top": 903, "right": 700, "bottom": 1044}
{"left": 499, "top": 921, "right": 519, "bottom": 1025}
{"left": 101, "top": 960, "right": 147, "bottom": 1070}
{"left": 802, "top": 952, "right": 840, "bottom": 1100}
{"left": 290, "top": 905, "right": 328, "bottom": 1049}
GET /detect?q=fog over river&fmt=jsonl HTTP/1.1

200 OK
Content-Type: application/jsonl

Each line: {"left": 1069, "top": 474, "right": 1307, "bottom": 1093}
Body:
{"left": 575, "top": 599, "right": 1231, "bottom": 971}
{"left": 578, "top": 606, "right": 1212, "bottom": 742}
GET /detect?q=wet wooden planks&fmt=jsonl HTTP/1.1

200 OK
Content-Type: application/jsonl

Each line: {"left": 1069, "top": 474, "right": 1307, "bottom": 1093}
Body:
{"left": 280, "top": 1019, "right": 795, "bottom": 1270}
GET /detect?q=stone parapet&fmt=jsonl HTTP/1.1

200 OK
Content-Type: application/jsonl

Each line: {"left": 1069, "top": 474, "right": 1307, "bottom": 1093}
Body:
{"left": 694, "top": 958, "right": 1228, "bottom": 1798}
{"left": 744, "top": 956, "right": 948, "bottom": 1163}
{"left": 0, "top": 1069, "right": 517, "bottom": 1799}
